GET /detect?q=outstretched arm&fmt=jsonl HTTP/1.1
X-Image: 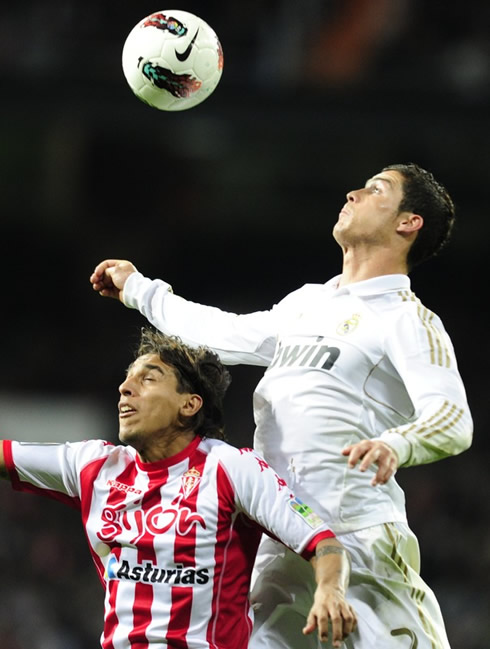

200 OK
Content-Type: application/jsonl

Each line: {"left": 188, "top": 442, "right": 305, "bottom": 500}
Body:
{"left": 304, "top": 537, "right": 356, "bottom": 646}
{"left": 90, "top": 259, "right": 280, "bottom": 366}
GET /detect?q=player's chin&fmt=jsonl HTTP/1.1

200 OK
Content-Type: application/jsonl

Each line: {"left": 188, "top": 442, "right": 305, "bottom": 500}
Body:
{"left": 118, "top": 425, "right": 140, "bottom": 447}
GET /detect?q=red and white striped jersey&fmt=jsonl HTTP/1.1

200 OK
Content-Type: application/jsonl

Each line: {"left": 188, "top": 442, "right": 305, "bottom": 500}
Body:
{"left": 3, "top": 436, "right": 334, "bottom": 649}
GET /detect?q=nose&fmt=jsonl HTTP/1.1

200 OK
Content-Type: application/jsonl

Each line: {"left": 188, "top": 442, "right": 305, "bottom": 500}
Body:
{"left": 119, "top": 376, "right": 135, "bottom": 396}
{"left": 346, "top": 189, "right": 360, "bottom": 202}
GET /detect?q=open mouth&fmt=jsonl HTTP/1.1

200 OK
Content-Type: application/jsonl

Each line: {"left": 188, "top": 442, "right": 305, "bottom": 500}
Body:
{"left": 119, "top": 404, "right": 137, "bottom": 418}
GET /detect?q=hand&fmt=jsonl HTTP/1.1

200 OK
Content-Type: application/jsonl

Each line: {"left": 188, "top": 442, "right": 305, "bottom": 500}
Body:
{"left": 342, "top": 440, "right": 398, "bottom": 486}
{"left": 90, "top": 259, "right": 138, "bottom": 302}
{"left": 303, "top": 584, "right": 356, "bottom": 646}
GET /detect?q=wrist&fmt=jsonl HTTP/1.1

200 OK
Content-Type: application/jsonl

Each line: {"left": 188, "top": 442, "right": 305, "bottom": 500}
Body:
{"left": 378, "top": 432, "right": 411, "bottom": 466}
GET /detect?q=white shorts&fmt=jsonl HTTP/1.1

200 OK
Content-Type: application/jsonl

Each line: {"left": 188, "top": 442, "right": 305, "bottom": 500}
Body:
{"left": 249, "top": 522, "right": 451, "bottom": 649}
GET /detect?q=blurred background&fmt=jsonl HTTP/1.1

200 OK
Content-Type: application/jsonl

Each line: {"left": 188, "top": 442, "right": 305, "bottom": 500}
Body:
{"left": 0, "top": 0, "right": 489, "bottom": 647}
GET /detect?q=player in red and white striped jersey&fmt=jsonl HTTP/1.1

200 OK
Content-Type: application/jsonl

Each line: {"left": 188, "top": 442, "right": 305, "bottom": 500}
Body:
{"left": 0, "top": 329, "right": 356, "bottom": 649}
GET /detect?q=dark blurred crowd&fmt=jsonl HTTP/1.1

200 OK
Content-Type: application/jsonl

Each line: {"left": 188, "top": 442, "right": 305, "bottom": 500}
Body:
{"left": 0, "top": 1, "right": 489, "bottom": 95}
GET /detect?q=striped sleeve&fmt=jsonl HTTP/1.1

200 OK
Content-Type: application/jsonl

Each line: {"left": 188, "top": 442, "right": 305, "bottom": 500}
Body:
{"left": 380, "top": 300, "right": 473, "bottom": 467}
{"left": 216, "top": 446, "right": 335, "bottom": 559}
{"left": 4, "top": 439, "right": 113, "bottom": 506}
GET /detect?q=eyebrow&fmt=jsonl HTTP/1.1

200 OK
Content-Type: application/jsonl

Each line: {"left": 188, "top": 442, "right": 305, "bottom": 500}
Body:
{"left": 365, "top": 175, "right": 394, "bottom": 188}
{"left": 143, "top": 363, "right": 165, "bottom": 375}
{"left": 126, "top": 362, "right": 165, "bottom": 377}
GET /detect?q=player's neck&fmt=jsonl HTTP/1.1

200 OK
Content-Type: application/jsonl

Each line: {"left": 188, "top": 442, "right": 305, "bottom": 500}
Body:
{"left": 338, "top": 246, "right": 408, "bottom": 287}
{"left": 137, "top": 430, "right": 197, "bottom": 464}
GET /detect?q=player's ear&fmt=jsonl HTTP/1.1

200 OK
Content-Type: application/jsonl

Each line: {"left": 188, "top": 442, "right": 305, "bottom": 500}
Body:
{"left": 180, "top": 394, "right": 203, "bottom": 417}
{"left": 396, "top": 212, "right": 423, "bottom": 234}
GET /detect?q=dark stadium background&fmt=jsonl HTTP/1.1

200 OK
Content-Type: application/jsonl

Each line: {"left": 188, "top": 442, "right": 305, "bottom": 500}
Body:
{"left": 0, "top": 2, "right": 489, "bottom": 647}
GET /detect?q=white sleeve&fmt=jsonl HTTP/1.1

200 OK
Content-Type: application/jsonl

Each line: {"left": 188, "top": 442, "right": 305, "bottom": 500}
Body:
{"left": 122, "top": 272, "right": 279, "bottom": 366}
{"left": 6, "top": 439, "right": 112, "bottom": 503}
{"left": 221, "top": 447, "right": 334, "bottom": 559}
{"left": 379, "top": 311, "right": 473, "bottom": 467}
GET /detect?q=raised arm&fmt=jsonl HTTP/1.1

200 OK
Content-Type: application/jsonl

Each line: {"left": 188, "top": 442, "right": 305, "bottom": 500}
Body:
{"left": 90, "top": 259, "right": 279, "bottom": 366}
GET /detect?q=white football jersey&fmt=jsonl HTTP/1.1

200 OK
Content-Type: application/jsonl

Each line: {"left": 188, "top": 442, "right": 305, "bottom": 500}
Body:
{"left": 3, "top": 436, "right": 333, "bottom": 649}
{"left": 123, "top": 272, "right": 473, "bottom": 533}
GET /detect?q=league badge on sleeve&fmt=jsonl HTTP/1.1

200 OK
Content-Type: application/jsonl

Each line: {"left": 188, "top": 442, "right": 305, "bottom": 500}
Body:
{"left": 289, "top": 496, "right": 324, "bottom": 529}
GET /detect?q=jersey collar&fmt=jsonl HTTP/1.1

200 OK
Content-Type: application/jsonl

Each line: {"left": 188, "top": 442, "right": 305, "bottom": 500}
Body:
{"left": 133, "top": 435, "right": 202, "bottom": 473}
{"left": 325, "top": 274, "right": 411, "bottom": 296}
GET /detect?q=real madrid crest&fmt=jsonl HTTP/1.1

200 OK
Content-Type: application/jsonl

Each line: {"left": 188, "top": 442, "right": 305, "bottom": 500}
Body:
{"left": 181, "top": 466, "right": 201, "bottom": 498}
{"left": 336, "top": 313, "right": 361, "bottom": 336}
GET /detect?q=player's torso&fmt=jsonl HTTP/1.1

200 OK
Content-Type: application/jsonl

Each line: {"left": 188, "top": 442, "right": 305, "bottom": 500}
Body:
{"left": 254, "top": 287, "right": 411, "bottom": 530}
{"left": 83, "top": 445, "right": 255, "bottom": 648}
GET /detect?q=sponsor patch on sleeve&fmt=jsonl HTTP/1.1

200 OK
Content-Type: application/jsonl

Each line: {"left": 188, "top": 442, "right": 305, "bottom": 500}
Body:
{"left": 289, "top": 496, "right": 324, "bottom": 529}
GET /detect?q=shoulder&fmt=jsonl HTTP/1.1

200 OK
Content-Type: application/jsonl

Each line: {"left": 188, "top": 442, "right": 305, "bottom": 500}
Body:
{"left": 378, "top": 291, "right": 456, "bottom": 365}
{"left": 198, "top": 438, "right": 248, "bottom": 462}
{"left": 63, "top": 439, "right": 123, "bottom": 469}
{"left": 364, "top": 288, "right": 442, "bottom": 323}
{"left": 198, "top": 439, "right": 267, "bottom": 472}
{"left": 387, "top": 290, "right": 446, "bottom": 331}
{"left": 70, "top": 438, "right": 117, "bottom": 454}
{"left": 275, "top": 281, "right": 334, "bottom": 310}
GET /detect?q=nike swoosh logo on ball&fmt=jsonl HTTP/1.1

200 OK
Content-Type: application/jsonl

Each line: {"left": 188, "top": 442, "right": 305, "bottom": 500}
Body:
{"left": 175, "top": 28, "right": 200, "bottom": 62}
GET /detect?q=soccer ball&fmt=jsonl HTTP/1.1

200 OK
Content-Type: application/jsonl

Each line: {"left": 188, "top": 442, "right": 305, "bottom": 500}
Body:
{"left": 122, "top": 9, "right": 224, "bottom": 111}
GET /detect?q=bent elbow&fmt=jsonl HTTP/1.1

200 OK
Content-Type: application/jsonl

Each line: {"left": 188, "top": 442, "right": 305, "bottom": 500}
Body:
{"left": 454, "top": 410, "right": 473, "bottom": 455}
{"left": 462, "top": 424, "right": 473, "bottom": 453}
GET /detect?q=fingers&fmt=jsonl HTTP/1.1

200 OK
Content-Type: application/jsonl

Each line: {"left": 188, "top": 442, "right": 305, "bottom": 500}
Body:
{"left": 340, "top": 602, "right": 357, "bottom": 637}
{"left": 358, "top": 446, "right": 382, "bottom": 473}
{"left": 302, "top": 611, "right": 319, "bottom": 637}
{"left": 90, "top": 259, "right": 121, "bottom": 285}
{"left": 329, "top": 603, "right": 357, "bottom": 647}
{"left": 303, "top": 604, "right": 357, "bottom": 646}
{"left": 371, "top": 455, "right": 397, "bottom": 486}
{"left": 90, "top": 261, "right": 115, "bottom": 293}
{"left": 90, "top": 273, "right": 116, "bottom": 297}
{"left": 302, "top": 609, "right": 330, "bottom": 644}
{"left": 89, "top": 259, "right": 137, "bottom": 301}
{"left": 342, "top": 441, "right": 373, "bottom": 470}
{"left": 342, "top": 441, "right": 398, "bottom": 486}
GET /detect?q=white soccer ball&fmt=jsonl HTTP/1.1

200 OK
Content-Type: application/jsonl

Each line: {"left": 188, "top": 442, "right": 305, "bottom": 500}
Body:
{"left": 122, "top": 10, "right": 224, "bottom": 111}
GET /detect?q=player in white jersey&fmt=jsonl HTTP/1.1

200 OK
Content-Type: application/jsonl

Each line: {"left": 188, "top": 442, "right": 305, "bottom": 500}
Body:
{"left": 0, "top": 329, "right": 356, "bottom": 649}
{"left": 90, "top": 163, "right": 473, "bottom": 648}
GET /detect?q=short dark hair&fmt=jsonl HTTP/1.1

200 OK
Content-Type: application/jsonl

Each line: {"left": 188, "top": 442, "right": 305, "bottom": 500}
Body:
{"left": 136, "top": 328, "right": 231, "bottom": 440}
{"left": 382, "top": 163, "right": 455, "bottom": 269}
